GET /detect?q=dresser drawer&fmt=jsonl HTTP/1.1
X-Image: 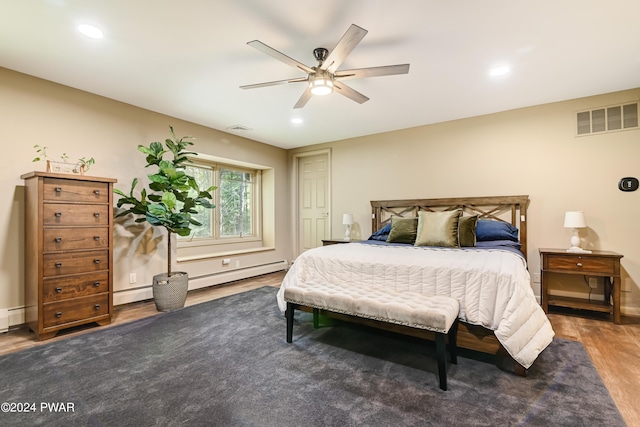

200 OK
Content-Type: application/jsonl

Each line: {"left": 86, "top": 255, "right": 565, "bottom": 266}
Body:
{"left": 43, "top": 204, "right": 110, "bottom": 226}
{"left": 43, "top": 227, "right": 109, "bottom": 252}
{"left": 43, "top": 178, "right": 110, "bottom": 204}
{"left": 43, "top": 250, "right": 109, "bottom": 277}
{"left": 43, "top": 294, "right": 109, "bottom": 328}
{"left": 546, "top": 254, "right": 615, "bottom": 275}
{"left": 43, "top": 272, "right": 109, "bottom": 302}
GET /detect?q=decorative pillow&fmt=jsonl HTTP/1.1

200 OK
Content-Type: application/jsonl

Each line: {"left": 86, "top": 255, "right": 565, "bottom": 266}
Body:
{"left": 458, "top": 215, "right": 478, "bottom": 247}
{"left": 386, "top": 217, "right": 418, "bottom": 244}
{"left": 414, "top": 209, "right": 462, "bottom": 247}
{"left": 368, "top": 223, "right": 392, "bottom": 241}
{"left": 476, "top": 220, "right": 519, "bottom": 242}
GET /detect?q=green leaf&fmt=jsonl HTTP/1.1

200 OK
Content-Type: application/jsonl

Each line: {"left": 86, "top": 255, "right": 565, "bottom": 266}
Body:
{"left": 162, "top": 192, "right": 177, "bottom": 211}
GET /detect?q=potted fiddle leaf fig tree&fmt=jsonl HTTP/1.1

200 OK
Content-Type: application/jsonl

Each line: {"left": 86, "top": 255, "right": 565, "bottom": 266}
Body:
{"left": 114, "top": 126, "right": 216, "bottom": 311}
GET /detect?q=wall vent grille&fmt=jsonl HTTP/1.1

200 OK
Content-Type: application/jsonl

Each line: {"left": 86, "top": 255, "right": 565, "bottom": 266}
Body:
{"left": 576, "top": 102, "right": 638, "bottom": 136}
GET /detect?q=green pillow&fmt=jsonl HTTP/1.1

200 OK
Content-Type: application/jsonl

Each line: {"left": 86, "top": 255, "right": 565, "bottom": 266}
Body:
{"left": 458, "top": 215, "right": 478, "bottom": 247}
{"left": 386, "top": 216, "right": 419, "bottom": 244}
{"left": 414, "top": 210, "right": 462, "bottom": 247}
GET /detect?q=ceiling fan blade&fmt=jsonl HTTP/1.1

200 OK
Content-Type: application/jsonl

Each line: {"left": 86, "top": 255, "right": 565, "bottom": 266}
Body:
{"left": 293, "top": 87, "right": 313, "bottom": 109}
{"left": 247, "top": 40, "right": 314, "bottom": 74}
{"left": 240, "top": 77, "right": 307, "bottom": 90}
{"left": 335, "top": 64, "right": 410, "bottom": 81}
{"left": 321, "top": 24, "right": 368, "bottom": 73}
{"left": 333, "top": 81, "right": 369, "bottom": 104}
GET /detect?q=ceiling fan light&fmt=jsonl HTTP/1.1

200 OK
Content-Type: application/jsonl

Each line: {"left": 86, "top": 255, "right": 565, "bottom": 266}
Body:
{"left": 309, "top": 77, "right": 334, "bottom": 96}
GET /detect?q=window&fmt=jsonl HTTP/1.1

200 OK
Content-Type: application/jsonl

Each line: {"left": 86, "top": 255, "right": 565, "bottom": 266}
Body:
{"left": 180, "top": 162, "right": 259, "bottom": 242}
{"left": 175, "top": 153, "right": 275, "bottom": 262}
{"left": 219, "top": 168, "right": 253, "bottom": 238}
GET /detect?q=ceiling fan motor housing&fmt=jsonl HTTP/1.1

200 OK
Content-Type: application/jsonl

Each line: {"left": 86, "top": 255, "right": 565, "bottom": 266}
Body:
{"left": 313, "top": 47, "right": 329, "bottom": 64}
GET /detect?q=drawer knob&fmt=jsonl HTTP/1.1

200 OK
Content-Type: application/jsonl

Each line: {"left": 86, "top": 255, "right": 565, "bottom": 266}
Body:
{"left": 55, "top": 262, "right": 62, "bottom": 268}
{"left": 55, "top": 237, "right": 62, "bottom": 243}
{"left": 55, "top": 287, "right": 62, "bottom": 293}
{"left": 576, "top": 262, "right": 583, "bottom": 267}
{"left": 55, "top": 187, "right": 62, "bottom": 193}
{"left": 94, "top": 259, "right": 101, "bottom": 264}
{"left": 94, "top": 212, "right": 100, "bottom": 217}
{"left": 93, "top": 281, "right": 101, "bottom": 287}
{"left": 94, "top": 236, "right": 101, "bottom": 241}
{"left": 55, "top": 212, "right": 62, "bottom": 217}
{"left": 55, "top": 312, "right": 62, "bottom": 318}
{"left": 94, "top": 304, "right": 101, "bottom": 310}
{"left": 94, "top": 190, "right": 100, "bottom": 195}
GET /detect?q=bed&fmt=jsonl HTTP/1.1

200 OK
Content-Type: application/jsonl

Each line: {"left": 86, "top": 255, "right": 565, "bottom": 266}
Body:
{"left": 277, "top": 195, "right": 554, "bottom": 373}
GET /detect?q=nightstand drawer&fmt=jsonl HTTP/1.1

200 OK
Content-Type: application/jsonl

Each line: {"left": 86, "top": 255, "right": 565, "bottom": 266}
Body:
{"left": 546, "top": 254, "right": 615, "bottom": 275}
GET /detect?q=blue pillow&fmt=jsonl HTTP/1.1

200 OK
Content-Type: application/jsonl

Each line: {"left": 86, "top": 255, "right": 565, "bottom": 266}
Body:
{"left": 476, "top": 220, "right": 519, "bottom": 242}
{"left": 368, "top": 223, "right": 392, "bottom": 241}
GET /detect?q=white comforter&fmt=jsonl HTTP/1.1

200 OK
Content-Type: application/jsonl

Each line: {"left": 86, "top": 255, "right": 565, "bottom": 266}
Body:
{"left": 277, "top": 242, "right": 554, "bottom": 369}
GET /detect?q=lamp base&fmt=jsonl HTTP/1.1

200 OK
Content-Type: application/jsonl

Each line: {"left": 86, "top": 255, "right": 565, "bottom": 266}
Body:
{"left": 566, "top": 246, "right": 592, "bottom": 253}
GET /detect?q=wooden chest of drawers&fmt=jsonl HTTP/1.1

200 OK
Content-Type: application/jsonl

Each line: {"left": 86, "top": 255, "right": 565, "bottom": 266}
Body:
{"left": 21, "top": 172, "right": 116, "bottom": 340}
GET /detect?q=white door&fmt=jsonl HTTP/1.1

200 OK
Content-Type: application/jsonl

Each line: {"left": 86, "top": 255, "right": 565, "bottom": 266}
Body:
{"left": 298, "top": 153, "right": 329, "bottom": 254}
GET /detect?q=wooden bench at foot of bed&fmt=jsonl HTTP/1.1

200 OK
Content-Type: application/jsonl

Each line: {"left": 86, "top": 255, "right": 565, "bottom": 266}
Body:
{"left": 284, "top": 283, "right": 460, "bottom": 391}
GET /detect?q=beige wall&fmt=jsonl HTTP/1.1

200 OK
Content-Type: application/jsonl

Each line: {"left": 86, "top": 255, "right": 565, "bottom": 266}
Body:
{"left": 1, "top": 68, "right": 291, "bottom": 324}
{"left": 2, "top": 65, "right": 638, "bottom": 325}
{"left": 291, "top": 88, "right": 640, "bottom": 316}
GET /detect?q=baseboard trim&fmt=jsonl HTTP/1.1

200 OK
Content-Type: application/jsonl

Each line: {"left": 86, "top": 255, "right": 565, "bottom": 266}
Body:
{"left": 113, "top": 260, "right": 287, "bottom": 306}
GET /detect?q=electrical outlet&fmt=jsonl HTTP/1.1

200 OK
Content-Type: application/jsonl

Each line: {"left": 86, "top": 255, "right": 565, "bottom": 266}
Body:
{"left": 129, "top": 273, "right": 136, "bottom": 284}
{"left": 531, "top": 273, "right": 540, "bottom": 283}
{"left": 235, "top": 260, "right": 240, "bottom": 268}
{"left": 588, "top": 277, "right": 598, "bottom": 289}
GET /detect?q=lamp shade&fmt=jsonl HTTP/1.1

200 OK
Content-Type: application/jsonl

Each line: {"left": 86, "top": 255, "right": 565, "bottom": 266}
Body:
{"left": 564, "top": 211, "right": 587, "bottom": 228}
{"left": 342, "top": 213, "right": 354, "bottom": 225}
{"left": 309, "top": 74, "right": 334, "bottom": 96}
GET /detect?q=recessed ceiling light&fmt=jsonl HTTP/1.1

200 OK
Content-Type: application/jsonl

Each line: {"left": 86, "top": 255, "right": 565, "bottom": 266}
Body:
{"left": 78, "top": 24, "right": 104, "bottom": 39}
{"left": 291, "top": 118, "right": 303, "bottom": 125}
{"left": 489, "top": 65, "right": 510, "bottom": 77}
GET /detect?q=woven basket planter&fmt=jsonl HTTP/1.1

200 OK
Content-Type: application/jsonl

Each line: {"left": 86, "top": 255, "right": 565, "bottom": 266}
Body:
{"left": 152, "top": 272, "right": 189, "bottom": 311}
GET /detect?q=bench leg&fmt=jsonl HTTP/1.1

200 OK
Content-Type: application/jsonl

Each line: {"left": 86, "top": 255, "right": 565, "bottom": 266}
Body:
{"left": 449, "top": 319, "right": 458, "bottom": 365}
{"left": 286, "top": 302, "right": 294, "bottom": 343}
{"left": 435, "top": 332, "right": 447, "bottom": 391}
{"left": 312, "top": 308, "right": 319, "bottom": 328}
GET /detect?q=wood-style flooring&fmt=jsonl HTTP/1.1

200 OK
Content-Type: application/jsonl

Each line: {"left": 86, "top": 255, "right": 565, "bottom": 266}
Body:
{"left": 1, "top": 271, "right": 638, "bottom": 426}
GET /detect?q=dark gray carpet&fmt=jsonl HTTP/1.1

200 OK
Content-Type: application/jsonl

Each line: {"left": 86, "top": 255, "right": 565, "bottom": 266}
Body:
{"left": 0, "top": 287, "right": 625, "bottom": 426}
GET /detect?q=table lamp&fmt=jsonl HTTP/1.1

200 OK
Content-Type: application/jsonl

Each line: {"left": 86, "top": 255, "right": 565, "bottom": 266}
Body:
{"left": 564, "top": 211, "right": 591, "bottom": 253}
{"left": 342, "top": 213, "right": 354, "bottom": 241}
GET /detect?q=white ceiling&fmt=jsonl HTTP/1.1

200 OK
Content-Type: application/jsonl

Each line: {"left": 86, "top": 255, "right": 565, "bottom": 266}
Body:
{"left": 2, "top": 1, "right": 639, "bottom": 149}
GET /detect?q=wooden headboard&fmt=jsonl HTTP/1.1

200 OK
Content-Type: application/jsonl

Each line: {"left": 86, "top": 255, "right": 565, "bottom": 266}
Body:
{"left": 371, "top": 195, "right": 530, "bottom": 260}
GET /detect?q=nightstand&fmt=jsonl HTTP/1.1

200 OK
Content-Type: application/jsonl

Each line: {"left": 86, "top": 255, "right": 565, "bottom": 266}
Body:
{"left": 539, "top": 248, "right": 623, "bottom": 324}
{"left": 321, "top": 239, "right": 360, "bottom": 246}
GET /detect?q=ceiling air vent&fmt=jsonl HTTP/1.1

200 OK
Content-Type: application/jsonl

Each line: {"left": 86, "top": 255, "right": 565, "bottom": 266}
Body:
{"left": 576, "top": 102, "right": 638, "bottom": 136}
{"left": 226, "top": 124, "right": 252, "bottom": 132}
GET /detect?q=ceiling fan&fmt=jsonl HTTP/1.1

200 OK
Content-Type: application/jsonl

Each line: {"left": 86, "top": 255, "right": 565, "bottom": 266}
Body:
{"left": 240, "top": 24, "right": 410, "bottom": 109}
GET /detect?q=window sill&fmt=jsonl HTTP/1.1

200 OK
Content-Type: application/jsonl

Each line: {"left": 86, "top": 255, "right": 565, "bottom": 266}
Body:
{"left": 176, "top": 246, "right": 275, "bottom": 263}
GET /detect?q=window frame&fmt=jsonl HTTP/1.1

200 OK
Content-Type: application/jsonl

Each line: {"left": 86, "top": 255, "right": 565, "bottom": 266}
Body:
{"left": 176, "top": 153, "right": 274, "bottom": 262}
